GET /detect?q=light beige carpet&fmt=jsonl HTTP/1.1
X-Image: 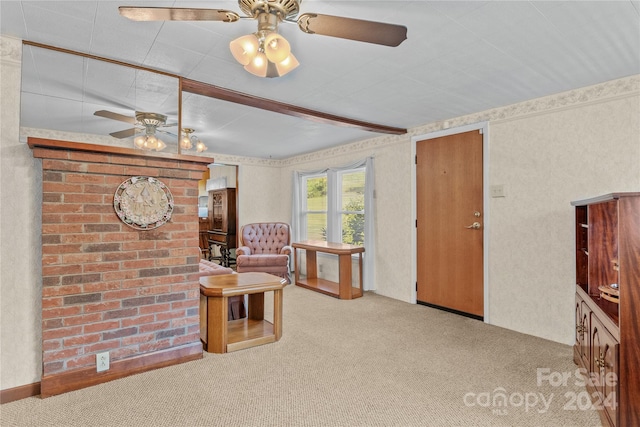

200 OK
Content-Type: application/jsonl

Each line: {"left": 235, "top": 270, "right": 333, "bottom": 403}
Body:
{"left": 1, "top": 285, "right": 601, "bottom": 426}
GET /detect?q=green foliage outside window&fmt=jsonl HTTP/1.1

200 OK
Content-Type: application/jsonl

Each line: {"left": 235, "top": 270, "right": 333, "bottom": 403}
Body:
{"left": 306, "top": 177, "right": 327, "bottom": 198}
{"left": 306, "top": 176, "right": 327, "bottom": 241}
{"left": 342, "top": 198, "right": 364, "bottom": 245}
{"left": 307, "top": 171, "right": 365, "bottom": 246}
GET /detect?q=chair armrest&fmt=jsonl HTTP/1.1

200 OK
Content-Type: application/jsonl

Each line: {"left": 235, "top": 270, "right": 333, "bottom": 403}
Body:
{"left": 236, "top": 246, "right": 252, "bottom": 256}
{"left": 279, "top": 245, "right": 293, "bottom": 256}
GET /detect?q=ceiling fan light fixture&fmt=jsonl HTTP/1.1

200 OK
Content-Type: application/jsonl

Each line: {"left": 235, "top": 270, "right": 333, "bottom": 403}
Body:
{"left": 181, "top": 128, "right": 194, "bottom": 149}
{"left": 181, "top": 128, "right": 208, "bottom": 153}
{"left": 275, "top": 52, "right": 299, "bottom": 76}
{"left": 139, "top": 136, "right": 163, "bottom": 151}
{"left": 134, "top": 132, "right": 165, "bottom": 152}
{"left": 180, "top": 136, "right": 193, "bottom": 150}
{"left": 144, "top": 135, "right": 160, "bottom": 150}
{"left": 244, "top": 51, "right": 269, "bottom": 77}
{"left": 195, "top": 139, "right": 207, "bottom": 153}
{"left": 230, "top": 5, "right": 300, "bottom": 78}
{"left": 264, "top": 32, "right": 291, "bottom": 63}
{"left": 155, "top": 138, "right": 167, "bottom": 151}
{"left": 230, "top": 34, "right": 259, "bottom": 65}
{"left": 134, "top": 135, "right": 146, "bottom": 149}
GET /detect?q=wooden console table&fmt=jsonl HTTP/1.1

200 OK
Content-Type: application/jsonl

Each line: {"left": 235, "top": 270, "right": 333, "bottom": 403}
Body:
{"left": 199, "top": 273, "right": 286, "bottom": 353}
{"left": 292, "top": 240, "right": 364, "bottom": 300}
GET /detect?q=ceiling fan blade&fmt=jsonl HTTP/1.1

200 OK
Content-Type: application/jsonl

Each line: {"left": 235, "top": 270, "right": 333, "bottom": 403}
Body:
{"left": 94, "top": 110, "right": 136, "bottom": 124}
{"left": 298, "top": 13, "right": 407, "bottom": 47}
{"left": 110, "top": 128, "right": 137, "bottom": 139}
{"left": 157, "top": 130, "right": 178, "bottom": 138}
{"left": 119, "top": 7, "right": 240, "bottom": 22}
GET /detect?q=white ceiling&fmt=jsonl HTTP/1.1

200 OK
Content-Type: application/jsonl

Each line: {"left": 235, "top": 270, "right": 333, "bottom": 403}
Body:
{"left": 2, "top": 1, "right": 639, "bottom": 159}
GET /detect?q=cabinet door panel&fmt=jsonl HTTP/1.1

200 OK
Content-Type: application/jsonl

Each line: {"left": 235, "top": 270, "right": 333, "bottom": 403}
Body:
{"left": 591, "top": 314, "right": 619, "bottom": 427}
{"left": 210, "top": 191, "right": 224, "bottom": 231}
{"left": 579, "top": 300, "right": 591, "bottom": 370}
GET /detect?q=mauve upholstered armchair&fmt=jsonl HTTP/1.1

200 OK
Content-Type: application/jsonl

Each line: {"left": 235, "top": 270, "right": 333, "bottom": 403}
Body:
{"left": 235, "top": 222, "right": 292, "bottom": 283}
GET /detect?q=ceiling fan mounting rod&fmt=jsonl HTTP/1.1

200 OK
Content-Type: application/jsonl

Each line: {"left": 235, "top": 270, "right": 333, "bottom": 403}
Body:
{"left": 256, "top": 12, "right": 280, "bottom": 34}
{"left": 143, "top": 124, "right": 157, "bottom": 136}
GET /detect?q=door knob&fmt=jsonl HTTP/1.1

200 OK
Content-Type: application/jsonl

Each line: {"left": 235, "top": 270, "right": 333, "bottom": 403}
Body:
{"left": 465, "top": 222, "right": 482, "bottom": 230}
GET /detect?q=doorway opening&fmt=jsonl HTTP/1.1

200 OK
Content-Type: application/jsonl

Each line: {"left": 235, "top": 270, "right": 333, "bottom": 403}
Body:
{"left": 199, "top": 164, "right": 239, "bottom": 268}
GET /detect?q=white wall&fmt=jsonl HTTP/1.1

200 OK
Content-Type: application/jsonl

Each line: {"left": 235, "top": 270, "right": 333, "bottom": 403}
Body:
{"left": 237, "top": 163, "right": 287, "bottom": 226}
{"left": 2, "top": 32, "right": 638, "bottom": 390}
{"left": 205, "top": 164, "right": 236, "bottom": 191}
{"left": 1, "top": 36, "right": 42, "bottom": 389}
{"left": 487, "top": 93, "right": 640, "bottom": 343}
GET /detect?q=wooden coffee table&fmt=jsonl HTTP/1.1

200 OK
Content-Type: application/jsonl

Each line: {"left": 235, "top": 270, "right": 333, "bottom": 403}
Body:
{"left": 199, "top": 272, "right": 286, "bottom": 353}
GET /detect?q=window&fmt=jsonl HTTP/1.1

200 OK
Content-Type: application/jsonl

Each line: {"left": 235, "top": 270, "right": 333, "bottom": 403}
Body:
{"left": 292, "top": 157, "right": 375, "bottom": 290}
{"left": 302, "top": 174, "right": 327, "bottom": 241}
{"left": 300, "top": 168, "right": 365, "bottom": 245}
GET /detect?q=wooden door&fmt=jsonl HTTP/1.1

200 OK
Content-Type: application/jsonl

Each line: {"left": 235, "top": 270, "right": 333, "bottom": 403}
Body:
{"left": 416, "top": 130, "right": 484, "bottom": 318}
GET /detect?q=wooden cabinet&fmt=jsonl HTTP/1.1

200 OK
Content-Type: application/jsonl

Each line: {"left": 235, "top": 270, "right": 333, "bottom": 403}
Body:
{"left": 207, "top": 188, "right": 236, "bottom": 267}
{"left": 571, "top": 193, "right": 640, "bottom": 427}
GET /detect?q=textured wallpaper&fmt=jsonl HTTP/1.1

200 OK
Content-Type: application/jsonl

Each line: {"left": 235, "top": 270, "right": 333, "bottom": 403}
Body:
{"left": 488, "top": 94, "right": 640, "bottom": 344}
{"left": 1, "top": 36, "right": 43, "bottom": 389}
{"left": 237, "top": 164, "right": 284, "bottom": 226}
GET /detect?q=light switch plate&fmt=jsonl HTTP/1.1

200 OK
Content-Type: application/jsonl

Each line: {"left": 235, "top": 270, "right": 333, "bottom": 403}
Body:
{"left": 490, "top": 185, "right": 505, "bottom": 198}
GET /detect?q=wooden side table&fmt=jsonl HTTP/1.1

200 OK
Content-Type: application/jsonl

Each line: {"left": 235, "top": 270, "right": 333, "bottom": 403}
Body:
{"left": 199, "top": 272, "right": 286, "bottom": 353}
{"left": 207, "top": 230, "right": 236, "bottom": 267}
{"left": 292, "top": 240, "right": 364, "bottom": 300}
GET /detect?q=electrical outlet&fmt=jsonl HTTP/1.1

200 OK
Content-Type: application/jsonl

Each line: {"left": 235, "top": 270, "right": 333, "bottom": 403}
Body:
{"left": 96, "top": 351, "right": 110, "bottom": 372}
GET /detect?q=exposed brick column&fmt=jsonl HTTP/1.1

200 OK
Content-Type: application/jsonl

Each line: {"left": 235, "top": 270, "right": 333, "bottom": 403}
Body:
{"left": 30, "top": 138, "right": 212, "bottom": 397}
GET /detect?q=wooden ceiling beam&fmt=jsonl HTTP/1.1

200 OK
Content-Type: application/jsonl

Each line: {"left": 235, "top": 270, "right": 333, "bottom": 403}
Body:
{"left": 182, "top": 78, "right": 407, "bottom": 136}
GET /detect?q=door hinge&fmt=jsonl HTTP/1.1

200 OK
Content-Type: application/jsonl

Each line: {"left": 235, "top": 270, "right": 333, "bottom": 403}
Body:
{"left": 416, "top": 282, "right": 418, "bottom": 292}
{"left": 415, "top": 219, "right": 417, "bottom": 227}
{"left": 415, "top": 154, "right": 418, "bottom": 165}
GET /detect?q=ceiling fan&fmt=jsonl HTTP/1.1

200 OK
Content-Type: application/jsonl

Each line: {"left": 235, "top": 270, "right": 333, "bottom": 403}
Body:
{"left": 94, "top": 110, "right": 177, "bottom": 151}
{"left": 119, "top": 0, "right": 408, "bottom": 78}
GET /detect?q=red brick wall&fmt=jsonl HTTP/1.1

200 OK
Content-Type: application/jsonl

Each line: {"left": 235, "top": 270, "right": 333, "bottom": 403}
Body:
{"left": 33, "top": 142, "right": 209, "bottom": 380}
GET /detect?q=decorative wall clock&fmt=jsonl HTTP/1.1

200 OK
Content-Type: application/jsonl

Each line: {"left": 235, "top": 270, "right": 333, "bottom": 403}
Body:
{"left": 114, "top": 176, "right": 174, "bottom": 230}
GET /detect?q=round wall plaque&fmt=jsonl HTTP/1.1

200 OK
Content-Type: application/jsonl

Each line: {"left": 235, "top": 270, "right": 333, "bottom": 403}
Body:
{"left": 114, "top": 176, "right": 174, "bottom": 230}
